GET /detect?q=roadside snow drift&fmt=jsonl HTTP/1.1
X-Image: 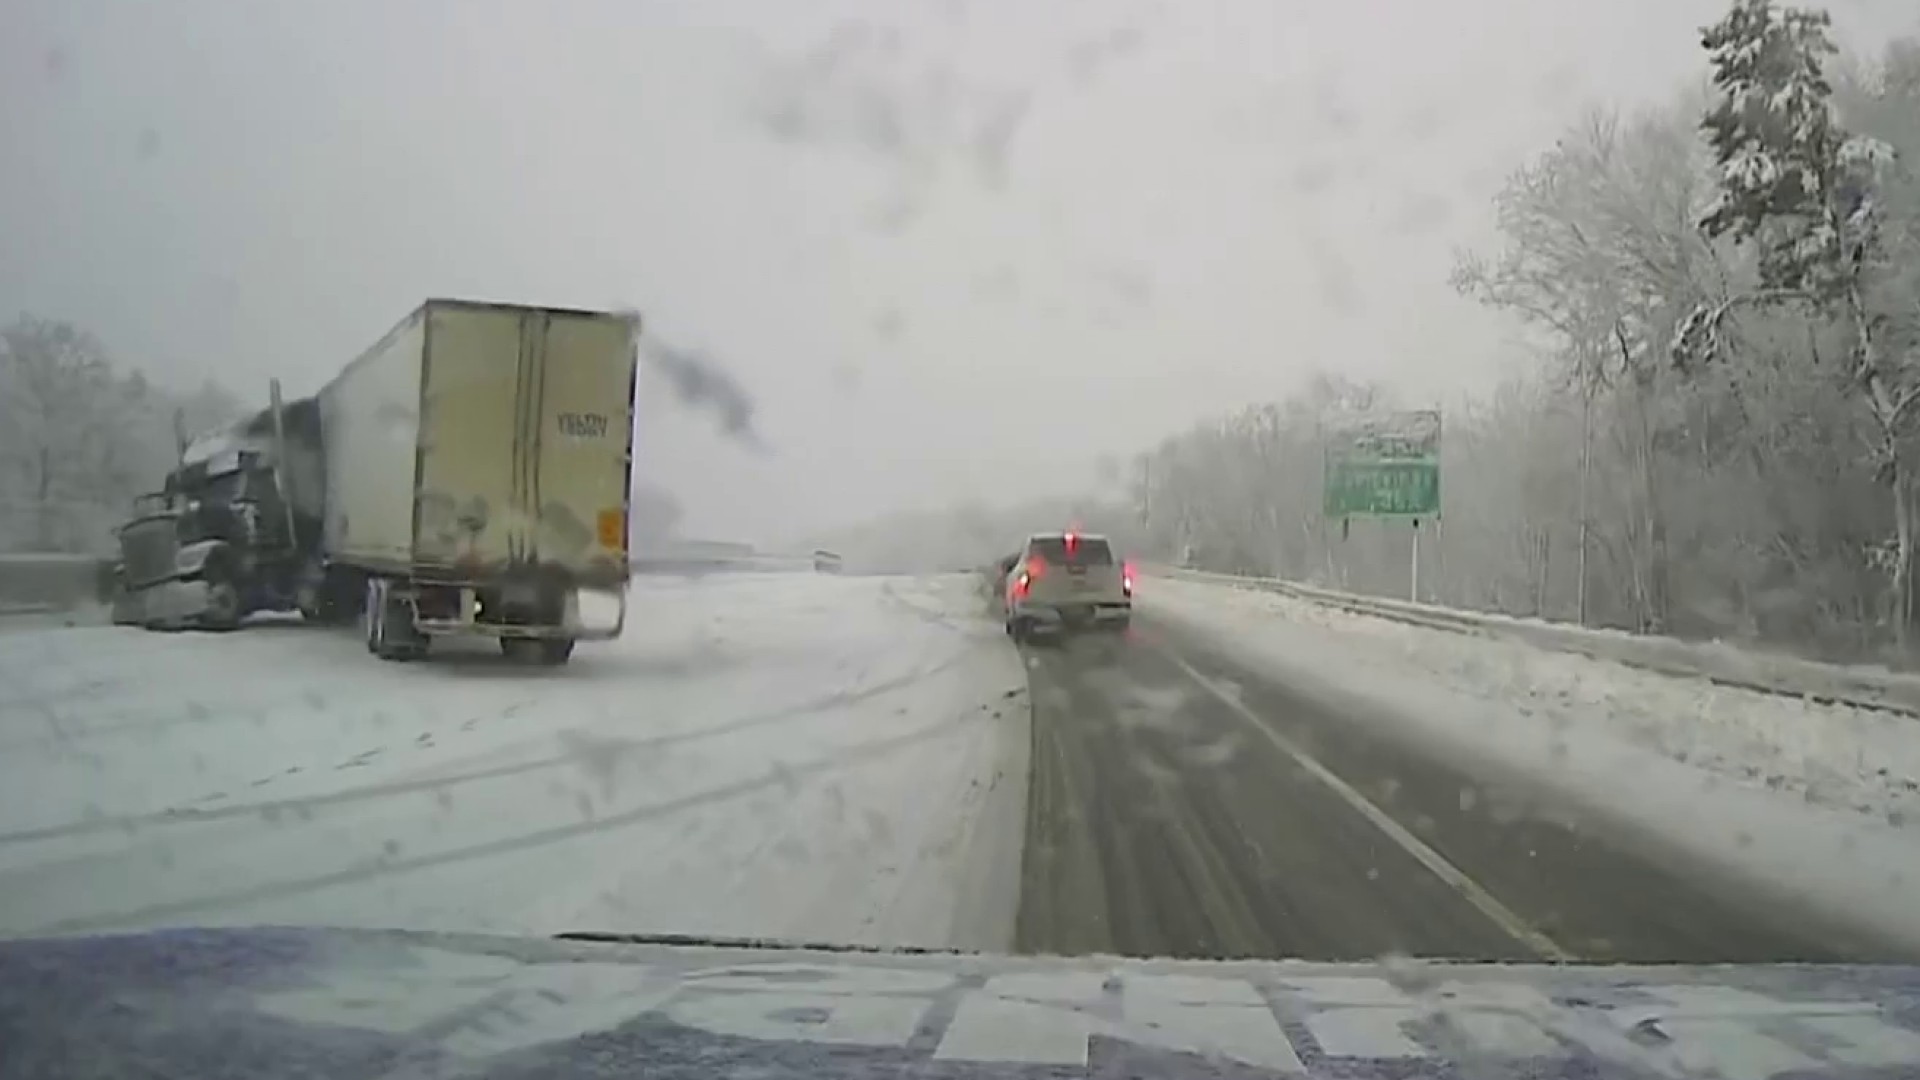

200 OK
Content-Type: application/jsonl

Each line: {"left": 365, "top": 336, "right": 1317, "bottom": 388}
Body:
{"left": 1142, "top": 575, "right": 1920, "bottom": 955}
{"left": 0, "top": 573, "right": 1029, "bottom": 951}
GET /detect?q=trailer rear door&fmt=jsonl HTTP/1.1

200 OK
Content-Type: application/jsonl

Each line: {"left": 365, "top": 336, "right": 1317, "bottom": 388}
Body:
{"left": 531, "top": 311, "right": 637, "bottom": 586}
{"left": 413, "top": 303, "right": 524, "bottom": 575}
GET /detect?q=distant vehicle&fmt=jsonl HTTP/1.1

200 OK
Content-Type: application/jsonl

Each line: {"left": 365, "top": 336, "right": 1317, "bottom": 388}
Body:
{"left": 1002, "top": 530, "right": 1132, "bottom": 642}
{"left": 812, "top": 549, "right": 843, "bottom": 574}
{"left": 109, "top": 299, "right": 641, "bottom": 667}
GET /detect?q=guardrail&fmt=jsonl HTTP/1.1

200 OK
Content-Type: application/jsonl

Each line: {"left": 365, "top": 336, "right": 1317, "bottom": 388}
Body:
{"left": 0, "top": 553, "right": 115, "bottom": 615}
{"left": 630, "top": 554, "right": 817, "bottom": 576}
{"left": 1150, "top": 564, "right": 1920, "bottom": 719}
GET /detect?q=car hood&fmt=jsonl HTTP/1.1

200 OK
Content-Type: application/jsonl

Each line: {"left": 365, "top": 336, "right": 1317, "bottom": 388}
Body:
{"left": 3, "top": 926, "right": 1920, "bottom": 1079}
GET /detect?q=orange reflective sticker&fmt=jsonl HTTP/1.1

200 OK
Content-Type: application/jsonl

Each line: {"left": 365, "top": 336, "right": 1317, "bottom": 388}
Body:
{"left": 597, "top": 509, "right": 625, "bottom": 549}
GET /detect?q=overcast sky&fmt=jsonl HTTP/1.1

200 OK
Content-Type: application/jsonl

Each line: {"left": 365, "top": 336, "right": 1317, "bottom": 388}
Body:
{"left": 3, "top": 0, "right": 1913, "bottom": 544}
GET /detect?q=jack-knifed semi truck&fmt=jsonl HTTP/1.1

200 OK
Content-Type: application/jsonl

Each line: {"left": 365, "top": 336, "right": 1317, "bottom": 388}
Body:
{"left": 110, "top": 299, "right": 641, "bottom": 666}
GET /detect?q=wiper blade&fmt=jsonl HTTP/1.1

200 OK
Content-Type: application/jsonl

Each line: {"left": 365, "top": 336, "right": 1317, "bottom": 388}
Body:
{"left": 552, "top": 930, "right": 971, "bottom": 956}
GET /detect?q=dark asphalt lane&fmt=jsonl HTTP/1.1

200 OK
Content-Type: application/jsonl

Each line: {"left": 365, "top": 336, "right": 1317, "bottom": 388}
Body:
{"left": 1012, "top": 613, "right": 1899, "bottom": 965}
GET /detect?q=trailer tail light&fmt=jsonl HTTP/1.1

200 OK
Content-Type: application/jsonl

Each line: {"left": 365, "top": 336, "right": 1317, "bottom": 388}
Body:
{"left": 597, "top": 509, "right": 625, "bottom": 550}
{"left": 1122, "top": 561, "right": 1135, "bottom": 596}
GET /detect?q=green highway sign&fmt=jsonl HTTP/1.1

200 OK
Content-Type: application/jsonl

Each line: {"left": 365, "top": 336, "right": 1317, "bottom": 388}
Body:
{"left": 1325, "top": 459, "right": 1439, "bottom": 516}
{"left": 1323, "top": 410, "right": 1441, "bottom": 518}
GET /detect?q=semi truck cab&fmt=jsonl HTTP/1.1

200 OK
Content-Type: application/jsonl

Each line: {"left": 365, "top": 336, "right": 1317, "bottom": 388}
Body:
{"left": 110, "top": 387, "right": 328, "bottom": 631}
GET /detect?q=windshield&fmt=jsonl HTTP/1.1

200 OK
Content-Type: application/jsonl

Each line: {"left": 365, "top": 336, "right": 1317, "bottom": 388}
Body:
{"left": 1030, "top": 537, "right": 1115, "bottom": 567}
{"left": 7, "top": 0, "right": 1920, "bottom": 1048}
{"left": 194, "top": 469, "right": 246, "bottom": 503}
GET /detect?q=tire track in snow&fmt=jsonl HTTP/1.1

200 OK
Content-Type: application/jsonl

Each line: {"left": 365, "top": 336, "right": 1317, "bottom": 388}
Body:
{"left": 0, "top": 649, "right": 973, "bottom": 848}
{"left": 34, "top": 706, "right": 994, "bottom": 936}
{"left": 878, "top": 577, "right": 992, "bottom": 638}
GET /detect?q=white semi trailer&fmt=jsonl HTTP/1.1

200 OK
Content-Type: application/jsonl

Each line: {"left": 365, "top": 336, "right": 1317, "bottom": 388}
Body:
{"left": 317, "top": 299, "right": 640, "bottom": 664}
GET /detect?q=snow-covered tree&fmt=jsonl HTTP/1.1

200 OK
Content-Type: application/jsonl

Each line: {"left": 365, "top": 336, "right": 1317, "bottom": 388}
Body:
{"left": 0, "top": 314, "right": 247, "bottom": 553}
{"left": 0, "top": 316, "right": 130, "bottom": 550}
{"left": 1677, "top": 0, "right": 1919, "bottom": 643}
{"left": 1453, "top": 103, "right": 1723, "bottom": 630}
{"left": 1112, "top": 23, "right": 1920, "bottom": 661}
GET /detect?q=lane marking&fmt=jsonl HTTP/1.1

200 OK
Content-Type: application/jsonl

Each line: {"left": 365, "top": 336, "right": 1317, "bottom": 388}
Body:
{"left": 1161, "top": 650, "right": 1575, "bottom": 963}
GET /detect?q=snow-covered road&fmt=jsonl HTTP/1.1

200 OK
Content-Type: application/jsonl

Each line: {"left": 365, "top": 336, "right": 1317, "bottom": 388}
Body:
{"left": 12, "top": 565, "right": 1919, "bottom": 963}
{"left": 0, "top": 574, "right": 1029, "bottom": 949}
{"left": 1141, "top": 575, "right": 1920, "bottom": 955}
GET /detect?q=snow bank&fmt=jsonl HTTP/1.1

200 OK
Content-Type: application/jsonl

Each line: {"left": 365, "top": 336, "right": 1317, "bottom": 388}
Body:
{"left": 1142, "top": 575, "right": 1920, "bottom": 956}
{"left": 1160, "top": 566, "right": 1920, "bottom": 716}
{"left": 0, "top": 573, "right": 1029, "bottom": 951}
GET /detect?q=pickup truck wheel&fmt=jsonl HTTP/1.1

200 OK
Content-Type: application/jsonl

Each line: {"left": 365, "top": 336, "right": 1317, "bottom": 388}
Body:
{"left": 539, "top": 638, "right": 575, "bottom": 665}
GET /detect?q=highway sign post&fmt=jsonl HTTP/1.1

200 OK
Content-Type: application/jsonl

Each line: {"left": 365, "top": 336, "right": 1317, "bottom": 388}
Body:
{"left": 1323, "top": 410, "right": 1441, "bottom": 601}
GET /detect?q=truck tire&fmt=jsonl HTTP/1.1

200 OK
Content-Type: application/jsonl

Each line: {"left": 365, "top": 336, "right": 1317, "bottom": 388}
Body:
{"left": 365, "top": 579, "right": 427, "bottom": 661}
{"left": 362, "top": 581, "right": 381, "bottom": 653}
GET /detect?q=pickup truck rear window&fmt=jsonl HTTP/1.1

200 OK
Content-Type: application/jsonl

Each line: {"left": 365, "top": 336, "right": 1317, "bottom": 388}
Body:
{"left": 1029, "top": 537, "right": 1114, "bottom": 566}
